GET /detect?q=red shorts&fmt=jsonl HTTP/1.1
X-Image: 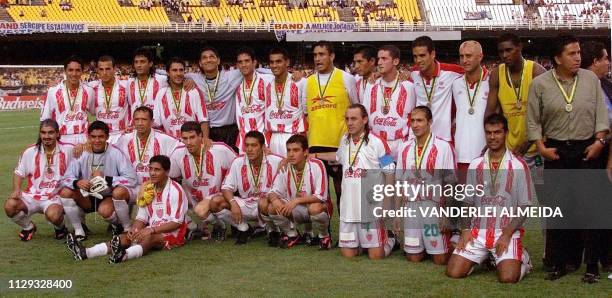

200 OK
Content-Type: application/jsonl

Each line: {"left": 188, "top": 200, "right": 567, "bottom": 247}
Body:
{"left": 162, "top": 223, "right": 187, "bottom": 250}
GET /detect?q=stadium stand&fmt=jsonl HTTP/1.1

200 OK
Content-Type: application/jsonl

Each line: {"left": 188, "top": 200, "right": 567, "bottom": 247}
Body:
{"left": 423, "top": 0, "right": 524, "bottom": 26}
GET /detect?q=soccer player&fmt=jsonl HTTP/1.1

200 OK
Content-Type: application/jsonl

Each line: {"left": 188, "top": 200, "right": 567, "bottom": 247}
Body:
{"left": 212, "top": 131, "right": 282, "bottom": 244}
{"left": 363, "top": 45, "right": 416, "bottom": 159}
{"left": 265, "top": 47, "right": 307, "bottom": 157}
{"left": 5, "top": 119, "right": 73, "bottom": 241}
{"left": 115, "top": 106, "right": 179, "bottom": 184}
{"left": 305, "top": 41, "right": 358, "bottom": 212}
{"left": 170, "top": 121, "right": 236, "bottom": 240}
{"left": 67, "top": 155, "right": 188, "bottom": 263}
{"left": 264, "top": 134, "right": 332, "bottom": 249}
{"left": 446, "top": 114, "right": 533, "bottom": 283}
{"left": 40, "top": 55, "right": 94, "bottom": 145}
{"left": 452, "top": 41, "right": 489, "bottom": 183}
{"left": 397, "top": 106, "right": 457, "bottom": 265}
{"left": 353, "top": 45, "right": 378, "bottom": 103}
{"left": 315, "top": 104, "right": 396, "bottom": 259}
{"left": 153, "top": 57, "right": 209, "bottom": 139}
{"left": 410, "top": 36, "right": 464, "bottom": 142}
{"left": 59, "top": 121, "right": 138, "bottom": 240}
{"left": 127, "top": 47, "right": 167, "bottom": 114}
{"left": 89, "top": 55, "right": 131, "bottom": 144}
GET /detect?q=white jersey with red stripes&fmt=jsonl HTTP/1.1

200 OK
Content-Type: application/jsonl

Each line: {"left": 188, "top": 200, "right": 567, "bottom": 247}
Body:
{"left": 396, "top": 133, "right": 457, "bottom": 203}
{"left": 410, "top": 62, "right": 463, "bottom": 141}
{"left": 355, "top": 75, "right": 372, "bottom": 104}
{"left": 169, "top": 143, "right": 237, "bottom": 204}
{"left": 14, "top": 142, "right": 75, "bottom": 201}
{"left": 153, "top": 86, "right": 208, "bottom": 138}
{"left": 135, "top": 179, "right": 188, "bottom": 238}
{"left": 89, "top": 79, "right": 130, "bottom": 137}
{"left": 40, "top": 82, "right": 94, "bottom": 140}
{"left": 222, "top": 154, "right": 283, "bottom": 199}
{"left": 363, "top": 78, "right": 416, "bottom": 158}
{"left": 264, "top": 75, "right": 307, "bottom": 135}
{"left": 466, "top": 149, "right": 534, "bottom": 246}
{"left": 115, "top": 129, "right": 179, "bottom": 184}
{"left": 270, "top": 158, "right": 328, "bottom": 202}
{"left": 235, "top": 74, "right": 270, "bottom": 152}
{"left": 126, "top": 74, "right": 168, "bottom": 122}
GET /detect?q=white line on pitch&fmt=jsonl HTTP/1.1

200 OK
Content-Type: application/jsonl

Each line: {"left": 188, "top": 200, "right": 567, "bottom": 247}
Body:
{"left": 0, "top": 125, "right": 37, "bottom": 130}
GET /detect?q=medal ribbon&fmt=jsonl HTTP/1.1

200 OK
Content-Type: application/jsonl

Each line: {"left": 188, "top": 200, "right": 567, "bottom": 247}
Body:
{"left": 275, "top": 77, "right": 287, "bottom": 110}
{"left": 348, "top": 135, "right": 364, "bottom": 170}
{"left": 45, "top": 146, "right": 57, "bottom": 172}
{"left": 414, "top": 133, "right": 432, "bottom": 171}
{"left": 135, "top": 132, "right": 152, "bottom": 165}
{"left": 103, "top": 81, "right": 115, "bottom": 112}
{"left": 64, "top": 82, "right": 81, "bottom": 112}
{"left": 317, "top": 68, "right": 335, "bottom": 103}
{"left": 192, "top": 145, "right": 206, "bottom": 179}
{"left": 170, "top": 88, "right": 182, "bottom": 115}
{"left": 506, "top": 59, "right": 524, "bottom": 105}
{"left": 205, "top": 72, "right": 220, "bottom": 103}
{"left": 487, "top": 150, "right": 505, "bottom": 196}
{"left": 290, "top": 163, "right": 307, "bottom": 194}
{"left": 552, "top": 70, "right": 578, "bottom": 106}
{"left": 138, "top": 77, "right": 150, "bottom": 105}
{"left": 380, "top": 73, "right": 400, "bottom": 107}
{"left": 464, "top": 68, "right": 483, "bottom": 109}
{"left": 242, "top": 74, "right": 257, "bottom": 106}
{"left": 249, "top": 157, "right": 264, "bottom": 191}
{"left": 421, "top": 75, "right": 437, "bottom": 106}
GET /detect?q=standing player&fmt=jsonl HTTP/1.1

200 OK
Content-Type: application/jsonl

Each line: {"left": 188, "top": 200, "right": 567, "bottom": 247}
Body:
{"left": 170, "top": 122, "right": 236, "bottom": 240}
{"left": 397, "top": 106, "right": 457, "bottom": 265}
{"left": 211, "top": 131, "right": 282, "bottom": 244}
{"left": 127, "top": 47, "right": 167, "bottom": 115}
{"left": 67, "top": 155, "right": 188, "bottom": 263}
{"left": 264, "top": 135, "right": 332, "bottom": 249}
{"left": 59, "top": 121, "right": 138, "bottom": 240}
{"left": 265, "top": 47, "right": 307, "bottom": 157}
{"left": 89, "top": 55, "right": 130, "bottom": 144}
{"left": 353, "top": 45, "right": 378, "bottom": 103}
{"left": 41, "top": 55, "right": 94, "bottom": 145}
{"left": 5, "top": 119, "right": 73, "bottom": 241}
{"left": 452, "top": 41, "right": 489, "bottom": 182}
{"left": 363, "top": 45, "right": 416, "bottom": 159}
{"left": 316, "top": 104, "right": 396, "bottom": 259}
{"left": 410, "top": 36, "right": 464, "bottom": 142}
{"left": 446, "top": 114, "right": 533, "bottom": 283}
{"left": 153, "top": 57, "right": 209, "bottom": 139}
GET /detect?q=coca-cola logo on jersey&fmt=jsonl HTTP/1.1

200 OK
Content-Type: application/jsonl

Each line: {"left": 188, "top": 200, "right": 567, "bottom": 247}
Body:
{"left": 136, "top": 163, "right": 149, "bottom": 172}
{"left": 241, "top": 104, "right": 264, "bottom": 114}
{"left": 97, "top": 111, "right": 121, "bottom": 120}
{"left": 192, "top": 178, "right": 210, "bottom": 188}
{"left": 39, "top": 180, "right": 58, "bottom": 189}
{"left": 269, "top": 110, "right": 293, "bottom": 120}
{"left": 65, "top": 112, "right": 86, "bottom": 122}
{"left": 344, "top": 168, "right": 367, "bottom": 178}
{"left": 170, "top": 117, "right": 186, "bottom": 126}
{"left": 481, "top": 194, "right": 506, "bottom": 206}
{"left": 373, "top": 116, "right": 398, "bottom": 127}
{"left": 206, "top": 101, "right": 226, "bottom": 111}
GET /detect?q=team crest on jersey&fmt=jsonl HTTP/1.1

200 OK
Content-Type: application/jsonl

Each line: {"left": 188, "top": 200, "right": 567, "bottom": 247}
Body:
{"left": 156, "top": 206, "right": 163, "bottom": 218}
{"left": 430, "top": 240, "right": 438, "bottom": 248}
{"left": 366, "top": 233, "right": 373, "bottom": 242}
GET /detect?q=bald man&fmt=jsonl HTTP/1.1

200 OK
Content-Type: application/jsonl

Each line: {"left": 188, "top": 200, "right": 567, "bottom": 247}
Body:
{"left": 452, "top": 41, "right": 490, "bottom": 183}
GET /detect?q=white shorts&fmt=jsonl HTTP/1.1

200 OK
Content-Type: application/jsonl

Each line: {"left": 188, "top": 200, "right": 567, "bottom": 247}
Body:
{"left": 269, "top": 132, "right": 293, "bottom": 157}
{"left": 118, "top": 185, "right": 138, "bottom": 204}
{"left": 21, "top": 193, "right": 61, "bottom": 216}
{"left": 453, "top": 230, "right": 530, "bottom": 266}
{"left": 234, "top": 197, "right": 260, "bottom": 222}
{"left": 403, "top": 200, "right": 449, "bottom": 255}
{"left": 339, "top": 219, "right": 387, "bottom": 249}
{"left": 281, "top": 198, "right": 310, "bottom": 224}
{"left": 61, "top": 133, "right": 87, "bottom": 145}
{"left": 185, "top": 190, "right": 220, "bottom": 209}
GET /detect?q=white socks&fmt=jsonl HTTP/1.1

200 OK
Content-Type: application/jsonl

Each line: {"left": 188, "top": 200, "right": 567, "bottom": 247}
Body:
{"left": 271, "top": 214, "right": 297, "bottom": 237}
{"left": 260, "top": 214, "right": 278, "bottom": 233}
{"left": 61, "top": 197, "right": 84, "bottom": 236}
{"left": 310, "top": 212, "right": 330, "bottom": 238}
{"left": 11, "top": 211, "right": 33, "bottom": 230}
{"left": 86, "top": 243, "right": 108, "bottom": 259}
{"left": 384, "top": 237, "right": 395, "bottom": 257}
{"left": 125, "top": 245, "right": 143, "bottom": 260}
{"left": 214, "top": 209, "right": 232, "bottom": 227}
{"left": 112, "top": 199, "right": 131, "bottom": 230}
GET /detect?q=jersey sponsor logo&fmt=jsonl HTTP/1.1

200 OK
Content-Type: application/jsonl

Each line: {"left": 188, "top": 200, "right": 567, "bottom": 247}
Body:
{"left": 64, "top": 111, "right": 86, "bottom": 122}
{"left": 97, "top": 110, "right": 121, "bottom": 120}
{"left": 191, "top": 178, "right": 210, "bottom": 188}
{"left": 136, "top": 163, "right": 149, "bottom": 173}
{"left": 343, "top": 168, "right": 367, "bottom": 178}
{"left": 372, "top": 116, "right": 398, "bottom": 127}
{"left": 170, "top": 116, "right": 187, "bottom": 126}
{"left": 310, "top": 96, "right": 336, "bottom": 111}
{"left": 240, "top": 104, "right": 264, "bottom": 114}
{"left": 269, "top": 110, "right": 293, "bottom": 120}
{"left": 39, "top": 180, "right": 58, "bottom": 189}
{"left": 481, "top": 194, "right": 506, "bottom": 206}
{"left": 206, "top": 101, "right": 226, "bottom": 111}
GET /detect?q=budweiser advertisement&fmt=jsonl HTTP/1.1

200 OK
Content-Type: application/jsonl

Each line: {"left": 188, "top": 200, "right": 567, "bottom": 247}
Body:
{"left": 0, "top": 65, "right": 63, "bottom": 111}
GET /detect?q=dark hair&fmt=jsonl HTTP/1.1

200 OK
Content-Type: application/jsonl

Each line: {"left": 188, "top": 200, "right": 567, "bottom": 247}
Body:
{"left": 551, "top": 34, "right": 580, "bottom": 67}
{"left": 149, "top": 155, "right": 171, "bottom": 171}
{"left": 379, "top": 44, "right": 401, "bottom": 60}
{"left": 63, "top": 55, "right": 84, "bottom": 70}
{"left": 97, "top": 55, "right": 115, "bottom": 67}
{"left": 497, "top": 33, "right": 521, "bottom": 47}
{"left": 200, "top": 46, "right": 219, "bottom": 59}
{"left": 88, "top": 120, "right": 110, "bottom": 136}
{"left": 133, "top": 47, "right": 155, "bottom": 76}
{"left": 36, "top": 119, "right": 60, "bottom": 152}
{"left": 580, "top": 41, "right": 606, "bottom": 69}
{"left": 180, "top": 121, "right": 202, "bottom": 135}
{"left": 412, "top": 105, "right": 433, "bottom": 121}
{"left": 286, "top": 134, "right": 309, "bottom": 150}
{"left": 412, "top": 36, "right": 435, "bottom": 53}
{"left": 346, "top": 103, "right": 370, "bottom": 144}
{"left": 166, "top": 57, "right": 185, "bottom": 72}
{"left": 236, "top": 46, "right": 257, "bottom": 61}
{"left": 484, "top": 113, "right": 509, "bottom": 132}
{"left": 133, "top": 106, "right": 154, "bottom": 120}
{"left": 313, "top": 41, "right": 335, "bottom": 55}
{"left": 269, "top": 47, "right": 290, "bottom": 61}
{"left": 354, "top": 45, "right": 377, "bottom": 61}
{"left": 245, "top": 130, "right": 265, "bottom": 146}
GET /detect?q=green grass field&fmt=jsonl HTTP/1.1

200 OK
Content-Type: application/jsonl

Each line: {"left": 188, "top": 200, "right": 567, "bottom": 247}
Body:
{"left": 0, "top": 110, "right": 609, "bottom": 297}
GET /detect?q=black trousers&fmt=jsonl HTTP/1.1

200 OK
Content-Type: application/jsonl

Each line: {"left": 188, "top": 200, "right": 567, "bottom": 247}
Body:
{"left": 210, "top": 124, "right": 239, "bottom": 153}
{"left": 309, "top": 146, "right": 343, "bottom": 215}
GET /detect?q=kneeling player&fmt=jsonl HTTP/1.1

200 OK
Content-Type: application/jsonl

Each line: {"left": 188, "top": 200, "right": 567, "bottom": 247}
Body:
{"left": 446, "top": 114, "right": 532, "bottom": 283}
{"left": 60, "top": 121, "right": 138, "bottom": 240}
{"left": 67, "top": 155, "right": 188, "bottom": 263}
{"left": 263, "top": 134, "right": 332, "bottom": 249}
{"left": 5, "top": 119, "right": 73, "bottom": 241}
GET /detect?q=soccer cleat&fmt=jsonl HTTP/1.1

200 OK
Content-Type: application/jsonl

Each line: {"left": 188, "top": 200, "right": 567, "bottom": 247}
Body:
{"left": 279, "top": 234, "right": 300, "bottom": 249}
{"left": 19, "top": 224, "right": 37, "bottom": 242}
{"left": 319, "top": 235, "right": 332, "bottom": 250}
{"left": 66, "top": 233, "right": 87, "bottom": 261}
{"left": 251, "top": 226, "right": 267, "bottom": 238}
{"left": 581, "top": 273, "right": 600, "bottom": 284}
{"left": 235, "top": 225, "right": 253, "bottom": 245}
{"left": 75, "top": 234, "right": 88, "bottom": 242}
{"left": 545, "top": 267, "right": 567, "bottom": 281}
{"left": 111, "top": 224, "right": 124, "bottom": 236}
{"left": 230, "top": 225, "right": 239, "bottom": 239}
{"left": 108, "top": 235, "right": 126, "bottom": 264}
{"left": 301, "top": 233, "right": 319, "bottom": 246}
{"left": 54, "top": 226, "right": 68, "bottom": 240}
{"left": 268, "top": 231, "right": 281, "bottom": 247}
{"left": 212, "top": 224, "right": 226, "bottom": 242}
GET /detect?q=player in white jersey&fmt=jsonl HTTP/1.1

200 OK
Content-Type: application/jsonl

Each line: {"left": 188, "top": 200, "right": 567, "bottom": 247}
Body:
{"left": 353, "top": 45, "right": 378, "bottom": 103}
{"left": 41, "top": 55, "right": 94, "bottom": 145}
{"left": 59, "top": 121, "right": 138, "bottom": 241}
{"left": 316, "top": 104, "right": 397, "bottom": 259}
{"left": 67, "top": 155, "right": 188, "bottom": 263}
{"left": 170, "top": 122, "right": 237, "bottom": 240}
{"left": 127, "top": 47, "right": 168, "bottom": 122}
{"left": 446, "top": 114, "right": 533, "bottom": 283}
{"left": 212, "top": 131, "right": 282, "bottom": 244}
{"left": 89, "top": 56, "right": 131, "bottom": 144}
{"left": 153, "top": 57, "right": 209, "bottom": 139}
{"left": 263, "top": 134, "right": 332, "bottom": 249}
{"left": 265, "top": 47, "right": 307, "bottom": 157}
{"left": 115, "top": 106, "right": 179, "bottom": 185}
{"left": 234, "top": 47, "right": 273, "bottom": 153}
{"left": 363, "top": 45, "right": 416, "bottom": 160}
{"left": 396, "top": 106, "right": 457, "bottom": 265}
{"left": 410, "top": 36, "right": 464, "bottom": 142}
{"left": 5, "top": 120, "right": 73, "bottom": 241}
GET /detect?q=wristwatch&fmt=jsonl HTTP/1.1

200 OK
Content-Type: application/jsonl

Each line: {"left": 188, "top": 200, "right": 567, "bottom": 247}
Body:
{"left": 597, "top": 137, "right": 608, "bottom": 146}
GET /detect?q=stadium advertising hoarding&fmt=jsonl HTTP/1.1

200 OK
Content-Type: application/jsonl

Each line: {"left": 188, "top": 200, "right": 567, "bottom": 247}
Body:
{"left": 273, "top": 22, "right": 357, "bottom": 41}
{"left": 0, "top": 22, "right": 87, "bottom": 35}
{"left": 0, "top": 65, "right": 62, "bottom": 110}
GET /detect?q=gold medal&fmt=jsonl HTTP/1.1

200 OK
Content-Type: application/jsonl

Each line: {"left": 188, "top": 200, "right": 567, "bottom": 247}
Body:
{"left": 552, "top": 70, "right": 579, "bottom": 114}
{"left": 515, "top": 101, "right": 522, "bottom": 109}
{"left": 316, "top": 69, "right": 334, "bottom": 106}
{"left": 421, "top": 75, "right": 437, "bottom": 108}
{"left": 565, "top": 103, "right": 573, "bottom": 112}
{"left": 464, "top": 68, "right": 483, "bottom": 115}
{"left": 382, "top": 105, "right": 390, "bottom": 115}
{"left": 468, "top": 107, "right": 475, "bottom": 115}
